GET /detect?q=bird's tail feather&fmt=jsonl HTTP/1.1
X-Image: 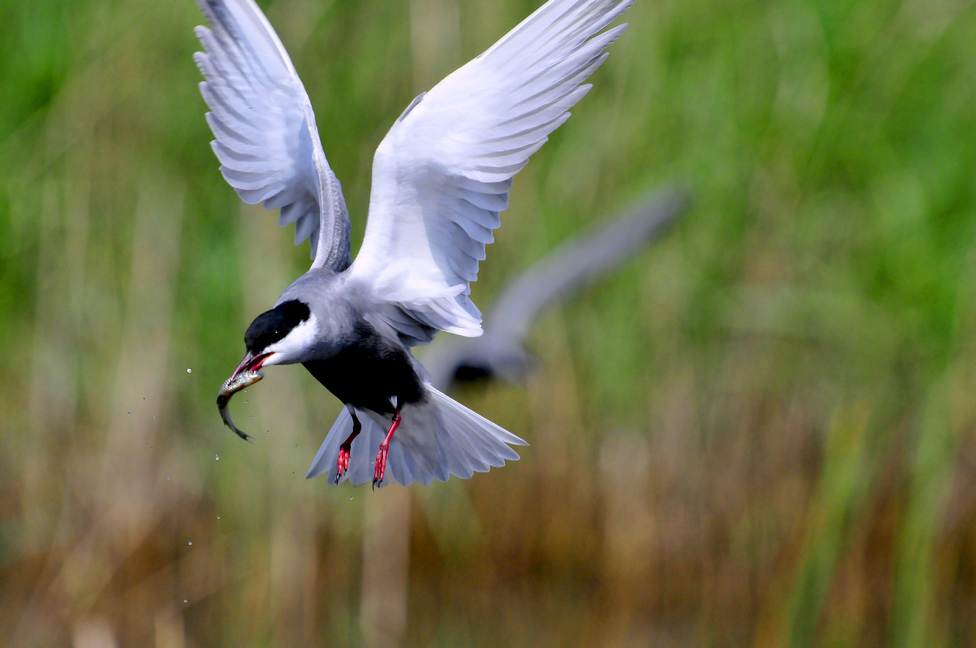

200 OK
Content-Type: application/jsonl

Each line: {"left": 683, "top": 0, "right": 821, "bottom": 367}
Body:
{"left": 306, "top": 385, "right": 527, "bottom": 486}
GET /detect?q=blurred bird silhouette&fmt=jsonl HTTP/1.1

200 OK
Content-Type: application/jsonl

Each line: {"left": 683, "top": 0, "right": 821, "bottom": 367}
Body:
{"left": 421, "top": 186, "right": 688, "bottom": 390}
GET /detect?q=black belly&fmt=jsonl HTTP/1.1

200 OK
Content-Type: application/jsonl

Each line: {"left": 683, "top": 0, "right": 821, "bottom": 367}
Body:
{"left": 302, "top": 334, "right": 426, "bottom": 415}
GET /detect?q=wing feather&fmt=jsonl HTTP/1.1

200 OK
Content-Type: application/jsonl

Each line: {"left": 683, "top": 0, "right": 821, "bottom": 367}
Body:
{"left": 195, "top": 0, "right": 352, "bottom": 270}
{"left": 348, "top": 0, "right": 633, "bottom": 342}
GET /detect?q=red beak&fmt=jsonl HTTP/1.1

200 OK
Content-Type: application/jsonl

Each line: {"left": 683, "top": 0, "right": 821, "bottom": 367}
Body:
{"left": 231, "top": 351, "right": 272, "bottom": 379}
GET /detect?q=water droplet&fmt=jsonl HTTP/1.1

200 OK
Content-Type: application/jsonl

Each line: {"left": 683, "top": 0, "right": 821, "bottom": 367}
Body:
{"left": 215, "top": 454, "right": 219, "bottom": 461}
{"left": 186, "top": 368, "right": 192, "bottom": 374}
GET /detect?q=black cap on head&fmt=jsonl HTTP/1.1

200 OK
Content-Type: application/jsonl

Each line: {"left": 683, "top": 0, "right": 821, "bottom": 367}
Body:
{"left": 244, "top": 300, "right": 311, "bottom": 353}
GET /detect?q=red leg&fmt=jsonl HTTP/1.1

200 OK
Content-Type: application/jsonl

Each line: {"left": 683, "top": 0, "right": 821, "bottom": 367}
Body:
{"left": 335, "top": 412, "right": 362, "bottom": 484}
{"left": 372, "top": 410, "right": 401, "bottom": 488}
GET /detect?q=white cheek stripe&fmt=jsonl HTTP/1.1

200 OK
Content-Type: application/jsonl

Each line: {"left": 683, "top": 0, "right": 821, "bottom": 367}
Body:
{"left": 264, "top": 313, "right": 319, "bottom": 363}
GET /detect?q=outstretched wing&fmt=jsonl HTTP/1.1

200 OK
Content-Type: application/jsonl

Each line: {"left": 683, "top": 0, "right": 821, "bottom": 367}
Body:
{"left": 348, "top": 0, "right": 634, "bottom": 342}
{"left": 194, "top": 0, "right": 352, "bottom": 271}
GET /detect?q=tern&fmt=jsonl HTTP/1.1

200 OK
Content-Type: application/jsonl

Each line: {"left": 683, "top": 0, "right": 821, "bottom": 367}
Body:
{"left": 195, "top": 0, "right": 634, "bottom": 486}
{"left": 421, "top": 188, "right": 687, "bottom": 388}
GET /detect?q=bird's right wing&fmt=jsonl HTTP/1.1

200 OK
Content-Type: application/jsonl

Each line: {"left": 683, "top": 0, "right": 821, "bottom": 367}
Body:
{"left": 194, "top": 0, "right": 352, "bottom": 271}
{"left": 348, "top": 0, "right": 634, "bottom": 344}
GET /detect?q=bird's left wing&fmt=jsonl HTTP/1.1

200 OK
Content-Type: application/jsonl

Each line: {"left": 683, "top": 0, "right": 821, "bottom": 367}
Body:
{"left": 348, "top": 0, "right": 634, "bottom": 343}
{"left": 194, "top": 0, "right": 352, "bottom": 271}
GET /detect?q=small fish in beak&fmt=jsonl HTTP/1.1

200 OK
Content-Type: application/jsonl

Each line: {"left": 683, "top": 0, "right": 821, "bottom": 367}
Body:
{"left": 217, "top": 369, "right": 264, "bottom": 441}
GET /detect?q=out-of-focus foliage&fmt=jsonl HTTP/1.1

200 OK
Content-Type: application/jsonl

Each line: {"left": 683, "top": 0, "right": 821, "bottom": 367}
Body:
{"left": 3, "top": 0, "right": 976, "bottom": 646}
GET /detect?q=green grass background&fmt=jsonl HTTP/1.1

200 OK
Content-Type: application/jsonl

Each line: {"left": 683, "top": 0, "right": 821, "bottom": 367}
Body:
{"left": 3, "top": 0, "right": 976, "bottom": 645}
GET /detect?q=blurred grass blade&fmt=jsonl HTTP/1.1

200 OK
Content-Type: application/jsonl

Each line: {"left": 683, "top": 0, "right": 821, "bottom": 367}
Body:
{"left": 785, "top": 403, "right": 874, "bottom": 647}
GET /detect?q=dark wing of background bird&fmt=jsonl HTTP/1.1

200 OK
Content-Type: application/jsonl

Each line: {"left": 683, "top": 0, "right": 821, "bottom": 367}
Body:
{"left": 420, "top": 185, "right": 689, "bottom": 388}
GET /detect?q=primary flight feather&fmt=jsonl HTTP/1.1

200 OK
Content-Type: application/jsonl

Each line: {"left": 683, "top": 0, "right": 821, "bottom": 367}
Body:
{"left": 195, "top": 0, "right": 634, "bottom": 487}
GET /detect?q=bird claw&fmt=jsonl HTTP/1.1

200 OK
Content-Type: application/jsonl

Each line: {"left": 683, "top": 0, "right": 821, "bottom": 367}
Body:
{"left": 370, "top": 409, "right": 400, "bottom": 489}
{"left": 372, "top": 442, "right": 389, "bottom": 488}
{"left": 335, "top": 443, "right": 352, "bottom": 484}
